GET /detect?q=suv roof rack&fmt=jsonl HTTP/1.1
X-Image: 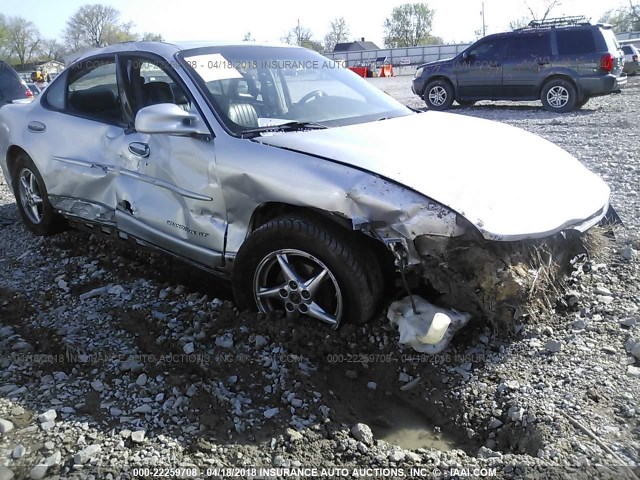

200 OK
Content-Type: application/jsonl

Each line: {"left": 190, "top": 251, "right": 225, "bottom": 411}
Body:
{"left": 525, "top": 16, "right": 591, "bottom": 29}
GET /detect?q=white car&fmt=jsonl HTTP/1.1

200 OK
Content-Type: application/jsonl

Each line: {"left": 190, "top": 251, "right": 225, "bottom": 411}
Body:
{"left": 0, "top": 41, "right": 616, "bottom": 329}
{"left": 622, "top": 45, "right": 640, "bottom": 75}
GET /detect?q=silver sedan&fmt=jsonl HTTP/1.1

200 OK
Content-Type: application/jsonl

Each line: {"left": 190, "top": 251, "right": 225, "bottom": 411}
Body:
{"left": 0, "top": 42, "right": 614, "bottom": 328}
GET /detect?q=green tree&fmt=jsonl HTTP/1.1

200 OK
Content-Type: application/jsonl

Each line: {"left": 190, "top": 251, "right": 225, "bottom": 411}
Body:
{"left": 141, "top": 32, "right": 164, "bottom": 42}
{"left": 600, "top": 1, "right": 640, "bottom": 31}
{"left": 383, "top": 3, "right": 438, "bottom": 47}
{"left": 0, "top": 15, "right": 10, "bottom": 60}
{"left": 324, "top": 17, "right": 350, "bottom": 52}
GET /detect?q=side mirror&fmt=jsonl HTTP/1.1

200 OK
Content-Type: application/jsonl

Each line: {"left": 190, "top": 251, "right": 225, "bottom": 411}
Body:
{"left": 463, "top": 52, "right": 476, "bottom": 62}
{"left": 135, "top": 103, "right": 209, "bottom": 137}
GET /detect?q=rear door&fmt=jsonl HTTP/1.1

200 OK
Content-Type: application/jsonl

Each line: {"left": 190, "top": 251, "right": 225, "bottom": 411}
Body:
{"left": 502, "top": 31, "right": 552, "bottom": 97}
{"left": 37, "top": 56, "right": 129, "bottom": 221}
{"left": 455, "top": 37, "right": 507, "bottom": 98}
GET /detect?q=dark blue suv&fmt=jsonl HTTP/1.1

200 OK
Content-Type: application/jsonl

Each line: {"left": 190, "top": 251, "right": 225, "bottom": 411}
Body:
{"left": 412, "top": 18, "right": 626, "bottom": 112}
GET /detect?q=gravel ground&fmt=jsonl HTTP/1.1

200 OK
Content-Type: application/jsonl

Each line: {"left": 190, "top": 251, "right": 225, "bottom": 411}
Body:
{"left": 0, "top": 76, "right": 639, "bottom": 480}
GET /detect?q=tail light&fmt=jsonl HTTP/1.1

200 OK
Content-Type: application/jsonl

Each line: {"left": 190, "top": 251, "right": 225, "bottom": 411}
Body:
{"left": 25, "top": 89, "right": 33, "bottom": 98}
{"left": 600, "top": 54, "right": 613, "bottom": 73}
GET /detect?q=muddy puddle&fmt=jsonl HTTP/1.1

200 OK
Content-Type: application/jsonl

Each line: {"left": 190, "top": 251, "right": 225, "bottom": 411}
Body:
{"left": 370, "top": 404, "right": 457, "bottom": 451}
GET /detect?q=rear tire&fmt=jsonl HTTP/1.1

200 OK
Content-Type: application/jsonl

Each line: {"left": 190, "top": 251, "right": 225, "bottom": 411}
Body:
{"left": 232, "top": 217, "right": 382, "bottom": 326}
{"left": 541, "top": 79, "right": 577, "bottom": 113}
{"left": 11, "top": 153, "right": 66, "bottom": 236}
{"left": 423, "top": 79, "right": 454, "bottom": 111}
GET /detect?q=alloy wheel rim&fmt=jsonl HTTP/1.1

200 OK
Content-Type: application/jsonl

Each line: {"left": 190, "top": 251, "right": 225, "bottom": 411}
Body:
{"left": 428, "top": 86, "right": 447, "bottom": 106}
{"left": 547, "top": 86, "right": 569, "bottom": 108}
{"left": 18, "top": 168, "right": 44, "bottom": 224}
{"left": 253, "top": 248, "right": 343, "bottom": 327}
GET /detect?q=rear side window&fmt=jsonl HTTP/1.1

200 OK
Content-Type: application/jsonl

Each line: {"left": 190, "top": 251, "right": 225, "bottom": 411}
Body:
{"left": 66, "top": 58, "right": 124, "bottom": 124}
{"left": 601, "top": 28, "right": 620, "bottom": 53}
{"left": 506, "top": 32, "right": 551, "bottom": 58}
{"left": 556, "top": 29, "right": 596, "bottom": 55}
{"left": 622, "top": 46, "right": 633, "bottom": 54}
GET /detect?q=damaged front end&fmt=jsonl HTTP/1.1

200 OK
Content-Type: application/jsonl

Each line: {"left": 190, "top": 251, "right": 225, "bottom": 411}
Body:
{"left": 412, "top": 230, "right": 599, "bottom": 331}
{"left": 336, "top": 174, "right": 616, "bottom": 334}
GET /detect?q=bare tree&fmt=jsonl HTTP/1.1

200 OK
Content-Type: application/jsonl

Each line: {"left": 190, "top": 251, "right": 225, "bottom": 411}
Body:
{"left": 5, "top": 16, "right": 40, "bottom": 65}
{"left": 509, "top": 1, "right": 562, "bottom": 30}
{"left": 324, "top": 17, "right": 350, "bottom": 52}
{"left": 64, "top": 4, "right": 132, "bottom": 50}
{"left": 242, "top": 32, "right": 255, "bottom": 42}
{"left": 38, "top": 39, "right": 66, "bottom": 62}
{"left": 525, "top": 0, "right": 562, "bottom": 22}
{"left": 282, "top": 22, "right": 323, "bottom": 52}
{"left": 383, "top": 3, "right": 438, "bottom": 48}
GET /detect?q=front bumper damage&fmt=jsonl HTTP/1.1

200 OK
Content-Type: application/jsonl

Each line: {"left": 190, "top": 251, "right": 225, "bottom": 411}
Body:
{"left": 412, "top": 232, "right": 592, "bottom": 330}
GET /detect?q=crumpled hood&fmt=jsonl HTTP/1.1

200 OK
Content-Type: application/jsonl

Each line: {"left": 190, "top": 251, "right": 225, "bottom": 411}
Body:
{"left": 255, "top": 112, "right": 610, "bottom": 241}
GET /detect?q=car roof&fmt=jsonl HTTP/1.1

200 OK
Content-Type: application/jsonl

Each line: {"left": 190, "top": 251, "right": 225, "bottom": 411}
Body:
{"left": 71, "top": 41, "right": 299, "bottom": 63}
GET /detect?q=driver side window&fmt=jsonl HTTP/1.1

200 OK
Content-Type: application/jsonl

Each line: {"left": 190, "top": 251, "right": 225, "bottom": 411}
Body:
{"left": 469, "top": 39, "right": 506, "bottom": 61}
{"left": 126, "top": 58, "right": 192, "bottom": 114}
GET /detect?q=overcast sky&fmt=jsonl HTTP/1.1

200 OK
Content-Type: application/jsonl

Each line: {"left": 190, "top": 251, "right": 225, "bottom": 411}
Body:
{"left": 1, "top": 0, "right": 629, "bottom": 46}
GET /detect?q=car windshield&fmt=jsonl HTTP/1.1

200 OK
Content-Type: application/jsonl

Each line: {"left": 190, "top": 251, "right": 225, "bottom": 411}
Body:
{"left": 178, "top": 45, "right": 411, "bottom": 135}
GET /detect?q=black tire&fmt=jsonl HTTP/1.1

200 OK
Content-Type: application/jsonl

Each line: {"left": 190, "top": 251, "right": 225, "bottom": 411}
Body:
{"left": 11, "top": 153, "right": 65, "bottom": 236}
{"left": 576, "top": 97, "right": 590, "bottom": 109}
{"left": 541, "top": 79, "right": 577, "bottom": 113}
{"left": 232, "top": 217, "right": 382, "bottom": 326}
{"left": 423, "top": 79, "right": 454, "bottom": 111}
{"left": 457, "top": 99, "right": 476, "bottom": 106}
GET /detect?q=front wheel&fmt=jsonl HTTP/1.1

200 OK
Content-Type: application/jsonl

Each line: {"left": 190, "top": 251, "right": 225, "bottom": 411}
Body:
{"left": 423, "top": 80, "right": 454, "bottom": 111}
{"left": 11, "top": 153, "right": 65, "bottom": 236}
{"left": 541, "top": 79, "right": 577, "bottom": 113}
{"left": 232, "top": 217, "right": 382, "bottom": 327}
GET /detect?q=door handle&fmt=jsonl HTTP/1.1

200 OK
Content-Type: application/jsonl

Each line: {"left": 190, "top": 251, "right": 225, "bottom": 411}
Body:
{"left": 128, "top": 142, "right": 150, "bottom": 158}
{"left": 27, "top": 121, "right": 46, "bottom": 133}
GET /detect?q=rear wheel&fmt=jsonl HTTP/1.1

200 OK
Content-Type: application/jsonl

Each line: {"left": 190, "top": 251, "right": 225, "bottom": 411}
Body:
{"left": 232, "top": 217, "right": 382, "bottom": 327}
{"left": 541, "top": 79, "right": 577, "bottom": 113}
{"left": 11, "top": 153, "right": 65, "bottom": 236}
{"left": 423, "top": 79, "right": 454, "bottom": 111}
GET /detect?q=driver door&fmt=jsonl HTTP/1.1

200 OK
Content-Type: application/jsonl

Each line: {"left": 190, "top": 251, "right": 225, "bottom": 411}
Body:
{"left": 113, "top": 55, "right": 227, "bottom": 268}
{"left": 456, "top": 38, "right": 506, "bottom": 98}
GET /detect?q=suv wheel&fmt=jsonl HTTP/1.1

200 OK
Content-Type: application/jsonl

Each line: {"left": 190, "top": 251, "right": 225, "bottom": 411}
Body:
{"left": 232, "top": 217, "right": 382, "bottom": 327}
{"left": 541, "top": 79, "right": 577, "bottom": 113}
{"left": 423, "top": 80, "right": 454, "bottom": 111}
